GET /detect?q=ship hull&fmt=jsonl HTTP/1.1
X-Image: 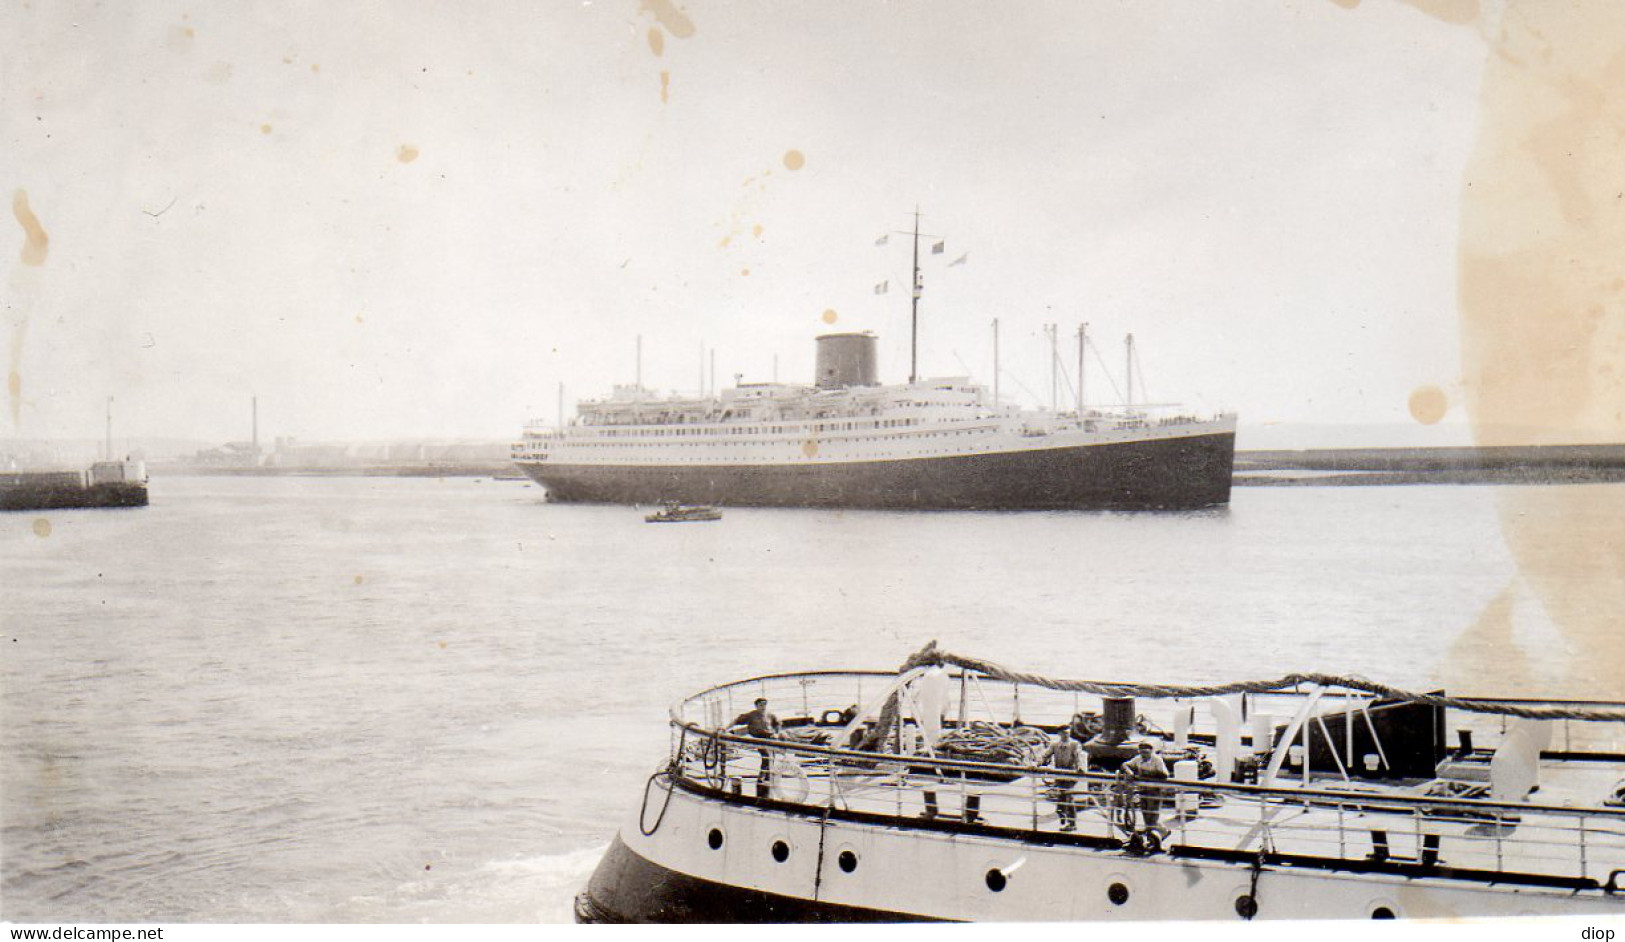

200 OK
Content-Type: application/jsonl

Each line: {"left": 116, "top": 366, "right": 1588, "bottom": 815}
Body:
{"left": 577, "top": 776, "right": 1624, "bottom": 923}
{"left": 577, "top": 834, "right": 932, "bottom": 923}
{"left": 0, "top": 482, "right": 148, "bottom": 512}
{"left": 519, "top": 431, "right": 1235, "bottom": 510}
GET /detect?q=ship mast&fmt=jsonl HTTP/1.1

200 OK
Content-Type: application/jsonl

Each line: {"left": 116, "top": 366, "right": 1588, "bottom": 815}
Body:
{"left": 909, "top": 208, "right": 921, "bottom": 385}
{"left": 991, "top": 318, "right": 1000, "bottom": 407}
{"left": 1125, "top": 332, "right": 1135, "bottom": 409}
{"left": 1076, "top": 323, "right": 1088, "bottom": 414}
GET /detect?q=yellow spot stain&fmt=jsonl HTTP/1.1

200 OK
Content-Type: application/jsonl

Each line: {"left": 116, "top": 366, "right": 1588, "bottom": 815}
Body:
{"left": 1328, "top": 0, "right": 1359, "bottom": 7}
{"left": 437, "top": 641, "right": 447, "bottom": 650}
{"left": 822, "top": 309, "right": 838, "bottom": 325}
{"left": 660, "top": 70, "right": 669, "bottom": 104}
{"left": 397, "top": 145, "right": 419, "bottom": 163}
{"left": 647, "top": 27, "right": 664, "bottom": 56}
{"left": 353, "top": 574, "right": 364, "bottom": 585}
{"left": 717, "top": 235, "right": 731, "bottom": 248}
{"left": 8, "top": 370, "right": 19, "bottom": 400}
{"left": 184, "top": 27, "right": 194, "bottom": 38}
{"left": 354, "top": 314, "right": 364, "bottom": 325}
{"left": 1408, "top": 385, "right": 1448, "bottom": 425}
{"left": 259, "top": 123, "right": 272, "bottom": 135}
{"left": 639, "top": 0, "right": 695, "bottom": 39}
{"left": 311, "top": 63, "right": 320, "bottom": 73}
{"left": 752, "top": 224, "right": 763, "bottom": 239}
{"left": 740, "top": 268, "right": 750, "bottom": 277}
{"left": 12, "top": 190, "right": 48, "bottom": 266}
{"left": 31, "top": 518, "right": 51, "bottom": 538}
{"left": 802, "top": 440, "right": 818, "bottom": 458}
{"left": 783, "top": 150, "right": 805, "bottom": 171}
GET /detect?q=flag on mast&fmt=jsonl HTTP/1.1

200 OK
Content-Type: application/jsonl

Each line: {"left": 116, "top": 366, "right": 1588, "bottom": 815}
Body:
{"left": 875, "top": 234, "right": 889, "bottom": 247}
{"left": 874, "top": 281, "right": 889, "bottom": 294}
{"left": 948, "top": 253, "right": 968, "bottom": 267}
{"left": 932, "top": 240, "right": 945, "bottom": 255}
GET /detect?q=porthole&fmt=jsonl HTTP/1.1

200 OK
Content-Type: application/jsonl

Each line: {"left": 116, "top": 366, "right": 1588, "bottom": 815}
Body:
{"left": 838, "top": 850, "right": 858, "bottom": 873}
{"left": 1107, "top": 882, "right": 1130, "bottom": 906}
{"left": 985, "top": 869, "right": 1007, "bottom": 892}
{"left": 771, "top": 840, "right": 790, "bottom": 863}
{"left": 1234, "top": 895, "right": 1258, "bottom": 919}
{"left": 1372, "top": 907, "right": 1396, "bottom": 920}
{"left": 707, "top": 828, "right": 724, "bottom": 850}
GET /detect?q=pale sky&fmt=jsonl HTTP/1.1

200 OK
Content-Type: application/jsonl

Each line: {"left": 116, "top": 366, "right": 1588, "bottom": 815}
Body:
{"left": 4, "top": 1, "right": 1495, "bottom": 444}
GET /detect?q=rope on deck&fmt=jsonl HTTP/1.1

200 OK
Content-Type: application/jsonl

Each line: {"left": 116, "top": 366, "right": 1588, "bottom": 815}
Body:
{"left": 901, "top": 641, "right": 1625, "bottom": 723}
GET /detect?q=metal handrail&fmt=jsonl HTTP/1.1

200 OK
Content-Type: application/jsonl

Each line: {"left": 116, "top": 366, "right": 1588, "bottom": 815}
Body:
{"left": 671, "top": 721, "right": 1625, "bottom": 822}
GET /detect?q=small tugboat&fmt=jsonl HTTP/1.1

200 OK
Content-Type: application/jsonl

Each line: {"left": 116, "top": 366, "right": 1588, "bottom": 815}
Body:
{"left": 575, "top": 643, "right": 1625, "bottom": 922}
{"left": 645, "top": 503, "right": 723, "bottom": 523}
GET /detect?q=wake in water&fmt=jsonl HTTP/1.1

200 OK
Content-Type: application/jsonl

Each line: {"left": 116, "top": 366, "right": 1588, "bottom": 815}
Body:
{"left": 353, "top": 844, "right": 605, "bottom": 923}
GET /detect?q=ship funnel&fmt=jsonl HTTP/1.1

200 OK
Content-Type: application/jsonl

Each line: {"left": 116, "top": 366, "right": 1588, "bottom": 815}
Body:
{"left": 815, "top": 332, "right": 879, "bottom": 389}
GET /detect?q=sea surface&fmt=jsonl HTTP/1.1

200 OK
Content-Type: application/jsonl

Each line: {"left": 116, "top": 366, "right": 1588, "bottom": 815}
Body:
{"left": 2, "top": 475, "right": 1620, "bottom": 922}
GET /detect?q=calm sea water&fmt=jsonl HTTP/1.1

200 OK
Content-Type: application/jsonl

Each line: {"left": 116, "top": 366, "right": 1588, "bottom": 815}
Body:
{"left": 2, "top": 475, "right": 1620, "bottom": 922}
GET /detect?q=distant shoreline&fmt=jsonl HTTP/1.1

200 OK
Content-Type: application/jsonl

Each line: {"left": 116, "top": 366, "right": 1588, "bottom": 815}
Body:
{"left": 1232, "top": 443, "right": 1625, "bottom": 487}
{"left": 146, "top": 443, "right": 1625, "bottom": 487}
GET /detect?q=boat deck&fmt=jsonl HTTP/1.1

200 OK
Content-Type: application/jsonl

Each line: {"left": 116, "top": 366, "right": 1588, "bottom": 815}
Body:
{"left": 670, "top": 669, "right": 1625, "bottom": 890}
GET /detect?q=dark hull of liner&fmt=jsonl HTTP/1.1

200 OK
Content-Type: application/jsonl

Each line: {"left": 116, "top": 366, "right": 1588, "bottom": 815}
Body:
{"left": 520, "top": 432, "right": 1235, "bottom": 510}
{"left": 0, "top": 483, "right": 148, "bottom": 511}
{"left": 576, "top": 835, "right": 937, "bottom": 923}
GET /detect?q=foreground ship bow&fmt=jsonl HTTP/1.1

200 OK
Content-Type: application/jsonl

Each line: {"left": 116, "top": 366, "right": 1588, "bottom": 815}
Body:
{"left": 577, "top": 646, "right": 1625, "bottom": 922}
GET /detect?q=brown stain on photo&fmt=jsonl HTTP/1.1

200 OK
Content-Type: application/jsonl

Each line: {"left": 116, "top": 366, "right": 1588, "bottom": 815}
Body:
{"left": 647, "top": 28, "right": 664, "bottom": 57}
{"left": 659, "top": 70, "right": 670, "bottom": 104}
{"left": 13, "top": 190, "right": 49, "bottom": 266}
{"left": 1443, "top": 581, "right": 1527, "bottom": 691}
{"left": 822, "top": 309, "right": 838, "bottom": 325}
{"left": 7, "top": 317, "right": 23, "bottom": 427}
{"left": 1407, "top": 384, "right": 1447, "bottom": 424}
{"left": 397, "top": 145, "right": 419, "bottom": 164}
{"left": 801, "top": 440, "right": 818, "bottom": 458}
{"left": 31, "top": 518, "right": 51, "bottom": 538}
{"left": 1399, "top": 0, "right": 1480, "bottom": 26}
{"left": 782, "top": 150, "right": 805, "bottom": 171}
{"left": 639, "top": 0, "right": 695, "bottom": 39}
{"left": 259, "top": 123, "right": 272, "bottom": 135}
{"left": 1457, "top": 2, "right": 1625, "bottom": 694}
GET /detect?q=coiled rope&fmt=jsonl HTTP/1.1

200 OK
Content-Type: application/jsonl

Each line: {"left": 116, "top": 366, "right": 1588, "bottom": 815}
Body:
{"left": 899, "top": 641, "right": 1625, "bottom": 723}
{"left": 936, "top": 721, "right": 1051, "bottom": 765}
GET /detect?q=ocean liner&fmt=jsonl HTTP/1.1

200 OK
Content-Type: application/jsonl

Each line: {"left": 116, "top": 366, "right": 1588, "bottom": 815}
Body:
{"left": 513, "top": 219, "right": 1234, "bottom": 509}
{"left": 575, "top": 644, "right": 1625, "bottom": 922}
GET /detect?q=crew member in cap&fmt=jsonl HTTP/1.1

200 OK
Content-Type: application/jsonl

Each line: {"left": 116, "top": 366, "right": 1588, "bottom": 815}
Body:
{"left": 730, "top": 697, "right": 783, "bottom": 797}
{"left": 1122, "top": 741, "right": 1172, "bottom": 848}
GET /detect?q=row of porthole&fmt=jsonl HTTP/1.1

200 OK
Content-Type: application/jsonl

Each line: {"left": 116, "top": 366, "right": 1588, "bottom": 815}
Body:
{"left": 707, "top": 828, "right": 859, "bottom": 874}
{"left": 706, "top": 828, "right": 1395, "bottom": 919}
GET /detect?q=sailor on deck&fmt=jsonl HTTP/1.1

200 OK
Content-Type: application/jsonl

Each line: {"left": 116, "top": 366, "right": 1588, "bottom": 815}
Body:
{"left": 1040, "top": 729, "right": 1087, "bottom": 831}
{"left": 1122, "top": 741, "right": 1172, "bottom": 847}
{"left": 729, "top": 698, "right": 782, "bottom": 798}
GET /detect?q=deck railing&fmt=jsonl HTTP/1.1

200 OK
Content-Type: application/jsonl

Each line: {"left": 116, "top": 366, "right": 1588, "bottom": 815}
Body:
{"left": 666, "top": 671, "right": 1625, "bottom": 888}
